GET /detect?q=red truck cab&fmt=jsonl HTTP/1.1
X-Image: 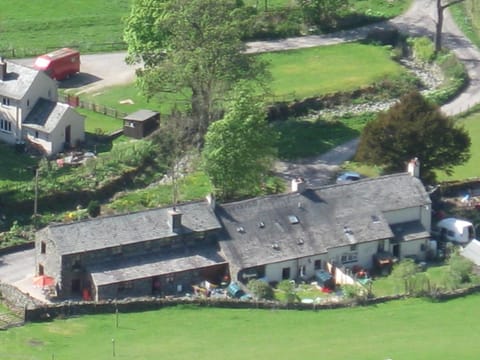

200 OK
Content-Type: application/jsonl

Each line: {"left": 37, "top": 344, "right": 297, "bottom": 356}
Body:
{"left": 33, "top": 48, "right": 80, "bottom": 80}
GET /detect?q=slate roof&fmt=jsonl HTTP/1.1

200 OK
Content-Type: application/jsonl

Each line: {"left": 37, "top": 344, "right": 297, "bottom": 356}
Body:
{"left": 90, "top": 244, "right": 226, "bottom": 286}
{"left": 23, "top": 98, "right": 69, "bottom": 132}
{"left": 217, "top": 173, "right": 431, "bottom": 270}
{"left": 37, "top": 201, "right": 221, "bottom": 256}
{"left": 0, "top": 61, "right": 39, "bottom": 100}
{"left": 123, "top": 109, "right": 159, "bottom": 122}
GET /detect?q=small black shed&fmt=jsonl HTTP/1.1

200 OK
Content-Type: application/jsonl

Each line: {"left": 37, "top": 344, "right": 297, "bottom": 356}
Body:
{"left": 123, "top": 109, "right": 160, "bottom": 139}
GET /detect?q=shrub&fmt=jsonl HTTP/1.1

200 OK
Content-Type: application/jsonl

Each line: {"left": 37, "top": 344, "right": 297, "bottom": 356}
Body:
{"left": 277, "top": 280, "right": 297, "bottom": 304}
{"left": 448, "top": 249, "right": 474, "bottom": 285}
{"left": 87, "top": 200, "right": 101, "bottom": 218}
{"left": 247, "top": 279, "right": 274, "bottom": 300}
{"left": 408, "top": 37, "right": 435, "bottom": 63}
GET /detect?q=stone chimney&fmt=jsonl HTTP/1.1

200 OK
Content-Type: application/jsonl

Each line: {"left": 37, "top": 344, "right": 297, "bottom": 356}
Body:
{"left": 0, "top": 58, "right": 6, "bottom": 81}
{"left": 291, "top": 177, "right": 306, "bottom": 193}
{"left": 407, "top": 157, "right": 420, "bottom": 178}
{"left": 169, "top": 208, "right": 183, "bottom": 233}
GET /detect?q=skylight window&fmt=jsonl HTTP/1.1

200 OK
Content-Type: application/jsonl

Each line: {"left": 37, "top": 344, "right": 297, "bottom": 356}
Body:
{"left": 288, "top": 215, "right": 299, "bottom": 224}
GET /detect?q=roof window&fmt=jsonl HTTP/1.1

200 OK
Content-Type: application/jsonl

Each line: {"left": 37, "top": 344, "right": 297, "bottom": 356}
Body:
{"left": 288, "top": 215, "right": 299, "bottom": 224}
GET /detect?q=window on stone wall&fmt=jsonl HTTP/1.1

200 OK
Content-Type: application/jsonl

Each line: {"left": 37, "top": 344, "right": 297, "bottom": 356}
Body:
{"left": 38, "top": 264, "right": 44, "bottom": 275}
{"left": 282, "top": 267, "right": 290, "bottom": 280}
{"left": 41, "top": 241, "right": 46, "bottom": 254}
{"left": 314, "top": 259, "right": 322, "bottom": 270}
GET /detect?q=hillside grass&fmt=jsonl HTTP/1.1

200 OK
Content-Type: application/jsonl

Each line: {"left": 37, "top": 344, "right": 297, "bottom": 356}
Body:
{"left": 436, "top": 112, "right": 480, "bottom": 181}
{"left": 1, "top": 295, "right": 480, "bottom": 359}
{"left": 0, "top": 0, "right": 411, "bottom": 57}
{"left": 0, "top": 0, "right": 131, "bottom": 57}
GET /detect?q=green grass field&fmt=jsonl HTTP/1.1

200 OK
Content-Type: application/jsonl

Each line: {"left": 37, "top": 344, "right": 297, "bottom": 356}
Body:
{"left": 1, "top": 295, "right": 480, "bottom": 359}
{"left": 0, "top": 0, "right": 130, "bottom": 56}
{"left": 261, "top": 43, "right": 405, "bottom": 99}
{"left": 0, "top": 0, "right": 411, "bottom": 57}
{"left": 436, "top": 113, "right": 480, "bottom": 181}
{"left": 82, "top": 42, "right": 404, "bottom": 114}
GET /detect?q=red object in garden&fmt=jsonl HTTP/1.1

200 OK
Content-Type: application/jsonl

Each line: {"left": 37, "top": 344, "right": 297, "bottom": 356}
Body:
{"left": 33, "top": 275, "right": 55, "bottom": 287}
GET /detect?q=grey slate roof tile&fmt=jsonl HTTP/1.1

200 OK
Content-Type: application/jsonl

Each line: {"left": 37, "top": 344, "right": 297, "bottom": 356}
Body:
{"left": 37, "top": 201, "right": 221, "bottom": 255}
{"left": 0, "top": 61, "right": 39, "bottom": 100}
{"left": 217, "top": 173, "right": 430, "bottom": 270}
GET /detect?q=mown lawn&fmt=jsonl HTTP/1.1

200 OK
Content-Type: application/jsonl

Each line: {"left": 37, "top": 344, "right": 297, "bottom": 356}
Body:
{"left": 261, "top": 43, "right": 405, "bottom": 100}
{"left": 436, "top": 113, "right": 480, "bottom": 181}
{"left": 82, "top": 42, "right": 404, "bottom": 113}
{"left": 0, "top": 0, "right": 130, "bottom": 57}
{"left": 1, "top": 295, "right": 480, "bottom": 360}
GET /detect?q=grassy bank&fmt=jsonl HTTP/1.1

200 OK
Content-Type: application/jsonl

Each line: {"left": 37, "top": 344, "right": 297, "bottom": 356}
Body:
{"left": 0, "top": 0, "right": 130, "bottom": 57}
{"left": 1, "top": 295, "right": 480, "bottom": 359}
{"left": 436, "top": 111, "right": 480, "bottom": 181}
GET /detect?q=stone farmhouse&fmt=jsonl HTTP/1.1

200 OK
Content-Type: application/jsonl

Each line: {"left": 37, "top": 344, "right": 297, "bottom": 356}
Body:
{"left": 35, "top": 172, "right": 432, "bottom": 301}
{"left": 0, "top": 58, "right": 84, "bottom": 155}
{"left": 217, "top": 173, "right": 431, "bottom": 284}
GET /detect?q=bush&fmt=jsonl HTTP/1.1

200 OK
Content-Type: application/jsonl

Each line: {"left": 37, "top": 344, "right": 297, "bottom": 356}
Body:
{"left": 87, "top": 200, "right": 101, "bottom": 218}
{"left": 247, "top": 279, "right": 274, "bottom": 300}
{"left": 277, "top": 280, "right": 297, "bottom": 304}
{"left": 408, "top": 37, "right": 436, "bottom": 63}
{"left": 448, "top": 249, "right": 474, "bottom": 285}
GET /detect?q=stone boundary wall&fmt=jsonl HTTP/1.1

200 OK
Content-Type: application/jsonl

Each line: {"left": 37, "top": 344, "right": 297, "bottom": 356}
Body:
{"left": 0, "top": 282, "right": 42, "bottom": 311}
{"left": 22, "top": 284, "right": 480, "bottom": 323}
{"left": 0, "top": 242, "right": 34, "bottom": 256}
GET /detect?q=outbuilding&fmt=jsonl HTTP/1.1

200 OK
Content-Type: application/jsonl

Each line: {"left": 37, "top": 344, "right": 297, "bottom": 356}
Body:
{"left": 123, "top": 109, "right": 159, "bottom": 139}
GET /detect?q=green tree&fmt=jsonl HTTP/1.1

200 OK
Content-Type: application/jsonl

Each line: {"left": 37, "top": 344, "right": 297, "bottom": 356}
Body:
{"left": 355, "top": 91, "right": 470, "bottom": 183}
{"left": 390, "top": 258, "right": 419, "bottom": 295}
{"left": 124, "top": 0, "right": 269, "bottom": 144}
{"left": 297, "top": 0, "right": 349, "bottom": 29}
{"left": 123, "top": 0, "right": 170, "bottom": 67}
{"left": 202, "top": 85, "right": 278, "bottom": 199}
{"left": 247, "top": 279, "right": 274, "bottom": 300}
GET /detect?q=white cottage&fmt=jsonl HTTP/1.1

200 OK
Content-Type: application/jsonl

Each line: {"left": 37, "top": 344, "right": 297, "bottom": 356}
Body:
{"left": 0, "top": 58, "right": 84, "bottom": 155}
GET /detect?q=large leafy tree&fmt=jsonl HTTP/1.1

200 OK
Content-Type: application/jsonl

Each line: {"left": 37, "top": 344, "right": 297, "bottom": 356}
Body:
{"left": 355, "top": 91, "right": 470, "bottom": 183}
{"left": 202, "top": 85, "right": 278, "bottom": 200}
{"left": 124, "top": 0, "right": 269, "bottom": 144}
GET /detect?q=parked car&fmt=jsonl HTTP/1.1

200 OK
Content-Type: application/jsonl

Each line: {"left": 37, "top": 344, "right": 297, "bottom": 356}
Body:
{"left": 336, "top": 171, "right": 361, "bottom": 184}
{"left": 431, "top": 217, "right": 476, "bottom": 245}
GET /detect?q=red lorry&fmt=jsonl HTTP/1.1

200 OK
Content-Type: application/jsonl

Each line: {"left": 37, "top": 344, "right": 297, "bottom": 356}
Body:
{"left": 33, "top": 48, "right": 80, "bottom": 80}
